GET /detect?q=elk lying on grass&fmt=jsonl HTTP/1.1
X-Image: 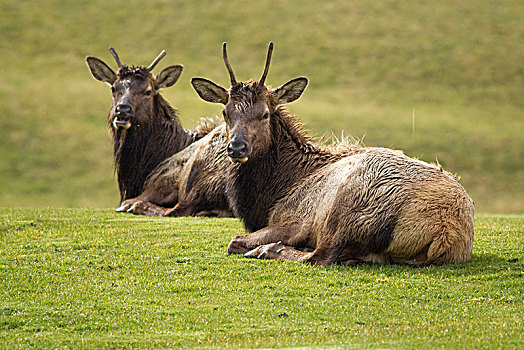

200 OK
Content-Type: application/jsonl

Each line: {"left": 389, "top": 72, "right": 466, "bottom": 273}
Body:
{"left": 117, "top": 123, "right": 233, "bottom": 217}
{"left": 191, "top": 42, "right": 475, "bottom": 266}
{"left": 86, "top": 48, "right": 216, "bottom": 203}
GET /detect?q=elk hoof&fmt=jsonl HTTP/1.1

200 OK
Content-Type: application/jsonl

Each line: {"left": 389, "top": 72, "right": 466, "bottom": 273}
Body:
{"left": 115, "top": 204, "right": 128, "bottom": 212}
{"left": 244, "top": 242, "right": 284, "bottom": 259}
{"left": 244, "top": 246, "right": 268, "bottom": 259}
{"left": 116, "top": 200, "right": 136, "bottom": 213}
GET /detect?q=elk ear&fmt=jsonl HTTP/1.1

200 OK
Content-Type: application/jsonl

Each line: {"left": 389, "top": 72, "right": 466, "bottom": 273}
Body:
{"left": 191, "top": 78, "right": 228, "bottom": 104}
{"left": 86, "top": 56, "right": 116, "bottom": 85}
{"left": 155, "top": 65, "right": 183, "bottom": 89}
{"left": 271, "top": 77, "right": 308, "bottom": 105}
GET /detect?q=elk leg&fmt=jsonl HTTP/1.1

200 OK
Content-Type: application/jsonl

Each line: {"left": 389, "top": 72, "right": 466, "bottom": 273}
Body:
{"left": 128, "top": 201, "right": 173, "bottom": 217}
{"left": 117, "top": 175, "right": 180, "bottom": 213}
{"left": 244, "top": 242, "right": 313, "bottom": 262}
{"left": 162, "top": 201, "right": 215, "bottom": 217}
{"left": 194, "top": 209, "right": 234, "bottom": 217}
{"left": 128, "top": 200, "right": 232, "bottom": 218}
{"left": 246, "top": 240, "right": 362, "bottom": 266}
{"left": 116, "top": 198, "right": 141, "bottom": 212}
{"left": 131, "top": 202, "right": 196, "bottom": 217}
{"left": 227, "top": 224, "right": 299, "bottom": 255}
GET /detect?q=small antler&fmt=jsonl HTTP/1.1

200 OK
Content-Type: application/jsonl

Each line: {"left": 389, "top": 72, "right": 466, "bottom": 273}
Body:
{"left": 258, "top": 42, "right": 273, "bottom": 86}
{"left": 147, "top": 50, "right": 167, "bottom": 71}
{"left": 222, "top": 42, "right": 237, "bottom": 85}
{"left": 109, "top": 47, "right": 123, "bottom": 68}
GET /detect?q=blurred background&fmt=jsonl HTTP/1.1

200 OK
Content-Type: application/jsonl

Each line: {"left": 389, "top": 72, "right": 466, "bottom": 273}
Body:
{"left": 0, "top": 0, "right": 522, "bottom": 213}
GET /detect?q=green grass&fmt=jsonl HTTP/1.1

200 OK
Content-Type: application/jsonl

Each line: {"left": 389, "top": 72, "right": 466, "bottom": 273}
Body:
{"left": 1, "top": 208, "right": 523, "bottom": 348}
{"left": 0, "top": 0, "right": 522, "bottom": 213}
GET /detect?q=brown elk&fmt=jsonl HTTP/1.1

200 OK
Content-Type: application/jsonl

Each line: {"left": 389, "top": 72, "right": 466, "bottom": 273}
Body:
{"left": 191, "top": 42, "right": 475, "bottom": 266}
{"left": 86, "top": 48, "right": 216, "bottom": 203}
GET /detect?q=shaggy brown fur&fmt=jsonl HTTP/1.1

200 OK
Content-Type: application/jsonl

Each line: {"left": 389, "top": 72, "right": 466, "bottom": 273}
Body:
{"left": 190, "top": 42, "right": 475, "bottom": 266}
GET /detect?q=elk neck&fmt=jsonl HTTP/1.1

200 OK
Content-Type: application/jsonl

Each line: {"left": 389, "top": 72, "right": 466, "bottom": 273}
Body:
{"left": 113, "top": 93, "right": 198, "bottom": 201}
{"left": 226, "top": 107, "right": 339, "bottom": 232}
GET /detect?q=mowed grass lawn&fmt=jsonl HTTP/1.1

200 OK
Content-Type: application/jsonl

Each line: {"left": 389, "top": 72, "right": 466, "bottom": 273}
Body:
{"left": 1, "top": 208, "right": 522, "bottom": 348}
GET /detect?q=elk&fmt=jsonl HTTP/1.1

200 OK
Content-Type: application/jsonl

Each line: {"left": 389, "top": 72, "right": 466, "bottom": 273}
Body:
{"left": 190, "top": 42, "right": 475, "bottom": 266}
{"left": 86, "top": 48, "right": 216, "bottom": 203}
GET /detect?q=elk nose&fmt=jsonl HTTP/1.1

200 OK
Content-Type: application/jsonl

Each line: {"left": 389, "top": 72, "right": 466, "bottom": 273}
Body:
{"left": 227, "top": 140, "right": 248, "bottom": 159}
{"left": 115, "top": 104, "right": 132, "bottom": 116}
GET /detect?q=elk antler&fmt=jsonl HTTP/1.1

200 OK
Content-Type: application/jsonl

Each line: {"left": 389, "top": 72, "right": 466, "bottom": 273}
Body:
{"left": 147, "top": 50, "right": 167, "bottom": 71}
{"left": 109, "top": 47, "right": 123, "bottom": 68}
{"left": 222, "top": 42, "right": 237, "bottom": 85}
{"left": 258, "top": 42, "right": 273, "bottom": 86}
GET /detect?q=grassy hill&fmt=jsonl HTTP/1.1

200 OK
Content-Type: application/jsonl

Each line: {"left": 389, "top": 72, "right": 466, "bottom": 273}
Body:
{"left": 0, "top": 0, "right": 522, "bottom": 213}
{"left": 1, "top": 208, "right": 523, "bottom": 348}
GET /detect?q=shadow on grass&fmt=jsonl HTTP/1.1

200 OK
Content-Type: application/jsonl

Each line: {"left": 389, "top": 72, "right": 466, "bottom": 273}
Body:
{"left": 419, "top": 252, "right": 522, "bottom": 278}
{"left": 324, "top": 252, "right": 522, "bottom": 279}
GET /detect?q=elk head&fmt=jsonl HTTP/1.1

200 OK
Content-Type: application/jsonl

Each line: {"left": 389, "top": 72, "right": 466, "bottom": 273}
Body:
{"left": 86, "top": 48, "right": 183, "bottom": 130}
{"left": 191, "top": 42, "right": 308, "bottom": 163}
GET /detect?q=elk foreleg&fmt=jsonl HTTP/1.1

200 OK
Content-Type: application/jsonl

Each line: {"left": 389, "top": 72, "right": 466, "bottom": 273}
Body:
{"left": 116, "top": 190, "right": 178, "bottom": 214}
{"left": 126, "top": 200, "right": 233, "bottom": 218}
{"left": 116, "top": 198, "right": 141, "bottom": 212}
{"left": 117, "top": 175, "right": 180, "bottom": 213}
{"left": 128, "top": 201, "right": 201, "bottom": 217}
{"left": 194, "top": 209, "right": 234, "bottom": 217}
{"left": 126, "top": 201, "right": 173, "bottom": 216}
{"left": 245, "top": 241, "right": 351, "bottom": 265}
{"left": 244, "top": 242, "right": 314, "bottom": 263}
{"left": 227, "top": 224, "right": 301, "bottom": 255}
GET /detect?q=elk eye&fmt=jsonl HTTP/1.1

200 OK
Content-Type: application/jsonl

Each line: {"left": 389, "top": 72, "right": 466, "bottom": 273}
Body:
{"left": 222, "top": 110, "right": 228, "bottom": 119}
{"left": 261, "top": 112, "right": 270, "bottom": 120}
{"left": 111, "top": 86, "right": 116, "bottom": 93}
{"left": 145, "top": 90, "right": 152, "bottom": 96}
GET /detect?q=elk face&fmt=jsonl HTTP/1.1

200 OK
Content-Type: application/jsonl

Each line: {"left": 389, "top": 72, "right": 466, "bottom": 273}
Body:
{"left": 109, "top": 71, "right": 154, "bottom": 129}
{"left": 86, "top": 48, "right": 183, "bottom": 130}
{"left": 191, "top": 43, "right": 308, "bottom": 163}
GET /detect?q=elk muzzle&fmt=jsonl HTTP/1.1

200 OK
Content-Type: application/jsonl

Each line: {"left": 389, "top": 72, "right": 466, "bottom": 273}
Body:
{"left": 113, "top": 103, "right": 134, "bottom": 129}
{"left": 227, "top": 134, "right": 251, "bottom": 163}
